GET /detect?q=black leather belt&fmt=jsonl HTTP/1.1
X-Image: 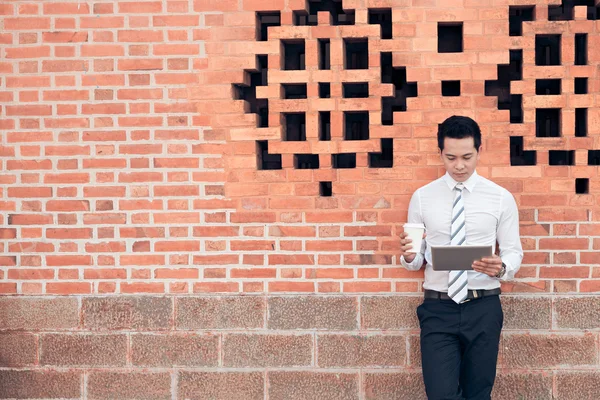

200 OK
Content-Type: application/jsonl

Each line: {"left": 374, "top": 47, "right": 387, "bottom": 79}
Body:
{"left": 424, "top": 288, "right": 501, "bottom": 302}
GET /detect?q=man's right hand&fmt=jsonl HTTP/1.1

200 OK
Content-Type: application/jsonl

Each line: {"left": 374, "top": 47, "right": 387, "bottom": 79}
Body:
{"left": 399, "top": 231, "right": 417, "bottom": 263}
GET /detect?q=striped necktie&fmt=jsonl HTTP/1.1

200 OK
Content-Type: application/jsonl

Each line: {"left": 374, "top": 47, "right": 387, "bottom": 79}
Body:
{"left": 448, "top": 183, "right": 468, "bottom": 303}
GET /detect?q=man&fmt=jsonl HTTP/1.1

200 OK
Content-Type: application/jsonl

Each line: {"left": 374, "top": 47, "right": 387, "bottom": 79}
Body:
{"left": 399, "top": 115, "right": 523, "bottom": 400}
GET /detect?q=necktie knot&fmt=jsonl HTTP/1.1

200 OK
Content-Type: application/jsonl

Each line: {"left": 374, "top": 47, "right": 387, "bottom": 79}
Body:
{"left": 454, "top": 183, "right": 464, "bottom": 192}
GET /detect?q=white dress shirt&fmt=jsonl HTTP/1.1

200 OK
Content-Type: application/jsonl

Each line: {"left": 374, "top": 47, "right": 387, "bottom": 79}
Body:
{"left": 400, "top": 170, "right": 523, "bottom": 292}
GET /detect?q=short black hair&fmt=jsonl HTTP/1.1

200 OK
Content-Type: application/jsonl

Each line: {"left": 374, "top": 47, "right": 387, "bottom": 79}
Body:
{"left": 437, "top": 115, "right": 481, "bottom": 152}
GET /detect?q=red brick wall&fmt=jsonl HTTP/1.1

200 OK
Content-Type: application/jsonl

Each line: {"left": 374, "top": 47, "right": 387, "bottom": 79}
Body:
{"left": 0, "top": 0, "right": 599, "bottom": 398}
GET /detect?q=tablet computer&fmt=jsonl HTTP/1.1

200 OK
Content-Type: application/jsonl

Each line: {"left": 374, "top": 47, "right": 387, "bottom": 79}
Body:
{"left": 431, "top": 245, "right": 493, "bottom": 271}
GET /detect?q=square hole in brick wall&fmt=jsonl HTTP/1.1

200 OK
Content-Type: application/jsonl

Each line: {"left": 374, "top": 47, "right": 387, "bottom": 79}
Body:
{"left": 536, "top": 108, "right": 561, "bottom": 137}
{"left": 282, "top": 83, "right": 307, "bottom": 99}
{"left": 343, "top": 82, "right": 369, "bottom": 98}
{"left": 283, "top": 113, "right": 306, "bottom": 141}
{"left": 510, "top": 136, "right": 536, "bottom": 166}
{"left": 319, "top": 39, "right": 330, "bottom": 70}
{"left": 256, "top": 141, "right": 282, "bottom": 170}
{"left": 438, "top": 23, "right": 463, "bottom": 53}
{"left": 549, "top": 150, "right": 574, "bottom": 166}
{"left": 319, "top": 82, "right": 331, "bottom": 98}
{"left": 294, "top": 154, "right": 320, "bottom": 169}
{"left": 442, "top": 80, "right": 460, "bottom": 96}
{"left": 589, "top": 150, "right": 600, "bottom": 165}
{"left": 369, "top": 138, "right": 393, "bottom": 168}
{"left": 293, "top": 10, "right": 317, "bottom": 26}
{"left": 548, "top": 3, "right": 573, "bottom": 20}
{"left": 509, "top": 6, "right": 535, "bottom": 36}
{"left": 536, "top": 79, "right": 561, "bottom": 95}
{"left": 320, "top": 181, "right": 332, "bottom": 196}
{"left": 575, "top": 33, "right": 588, "bottom": 65}
{"left": 344, "top": 112, "right": 369, "bottom": 140}
{"left": 258, "top": 104, "right": 269, "bottom": 128}
{"left": 344, "top": 38, "right": 368, "bottom": 69}
{"left": 319, "top": 111, "right": 331, "bottom": 141}
{"left": 368, "top": 8, "right": 392, "bottom": 39}
{"left": 282, "top": 40, "right": 305, "bottom": 70}
{"left": 509, "top": 94, "right": 523, "bottom": 123}
{"left": 332, "top": 153, "right": 356, "bottom": 168}
{"left": 575, "top": 77, "right": 588, "bottom": 94}
{"left": 575, "top": 108, "right": 587, "bottom": 137}
{"left": 576, "top": 178, "right": 589, "bottom": 194}
{"left": 256, "top": 12, "right": 280, "bottom": 41}
{"left": 535, "top": 35, "right": 561, "bottom": 66}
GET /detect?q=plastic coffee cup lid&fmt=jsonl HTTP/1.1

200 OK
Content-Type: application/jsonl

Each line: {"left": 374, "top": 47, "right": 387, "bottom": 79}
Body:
{"left": 403, "top": 223, "right": 425, "bottom": 229}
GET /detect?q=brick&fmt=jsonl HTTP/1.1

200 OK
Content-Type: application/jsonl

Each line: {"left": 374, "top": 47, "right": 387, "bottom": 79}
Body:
{"left": 0, "top": 370, "right": 81, "bottom": 398}
{"left": 267, "top": 255, "right": 315, "bottom": 267}
{"left": 555, "top": 372, "right": 600, "bottom": 400}
{"left": 318, "top": 334, "right": 406, "bottom": 367}
{"left": 4, "top": 17, "right": 51, "bottom": 29}
{"left": 268, "top": 282, "right": 315, "bottom": 292}
{"left": 540, "top": 266, "right": 589, "bottom": 278}
{"left": 344, "top": 282, "right": 392, "bottom": 292}
{"left": 194, "top": 0, "right": 238, "bottom": 11}
{"left": 132, "top": 333, "right": 218, "bottom": 367}
{"left": 500, "top": 296, "right": 552, "bottom": 329}
{"left": 119, "top": 1, "right": 163, "bottom": 12}
{"left": 554, "top": 297, "right": 600, "bottom": 329}
{"left": 364, "top": 372, "right": 426, "bottom": 400}
{"left": 492, "top": 371, "right": 553, "bottom": 400}
{"left": 40, "top": 334, "right": 127, "bottom": 366}
{"left": 306, "top": 268, "right": 353, "bottom": 279}
{"left": 179, "top": 372, "right": 263, "bottom": 400}
{"left": 361, "top": 296, "right": 420, "bottom": 329}
{"left": 0, "top": 297, "right": 78, "bottom": 330}
{"left": 0, "top": 333, "right": 36, "bottom": 366}
{"left": 502, "top": 333, "right": 597, "bottom": 368}
{"left": 193, "top": 282, "right": 239, "bottom": 293}
{"left": 268, "top": 296, "right": 357, "bottom": 330}
{"left": 82, "top": 297, "right": 172, "bottom": 330}
{"left": 223, "top": 333, "right": 312, "bottom": 367}
{"left": 121, "top": 282, "right": 165, "bottom": 293}
{"left": 88, "top": 372, "right": 171, "bottom": 400}
{"left": 268, "top": 372, "right": 359, "bottom": 400}
{"left": 176, "top": 296, "right": 265, "bottom": 329}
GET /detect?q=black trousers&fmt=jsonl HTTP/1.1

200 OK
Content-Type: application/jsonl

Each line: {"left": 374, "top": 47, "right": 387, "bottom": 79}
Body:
{"left": 416, "top": 294, "right": 504, "bottom": 400}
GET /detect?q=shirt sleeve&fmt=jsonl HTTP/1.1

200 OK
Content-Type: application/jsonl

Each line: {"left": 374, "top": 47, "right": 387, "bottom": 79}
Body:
{"left": 400, "top": 189, "right": 426, "bottom": 271}
{"left": 496, "top": 190, "right": 523, "bottom": 281}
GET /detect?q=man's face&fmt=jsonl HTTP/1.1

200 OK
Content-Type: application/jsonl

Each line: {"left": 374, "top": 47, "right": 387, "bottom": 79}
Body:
{"left": 440, "top": 137, "right": 481, "bottom": 182}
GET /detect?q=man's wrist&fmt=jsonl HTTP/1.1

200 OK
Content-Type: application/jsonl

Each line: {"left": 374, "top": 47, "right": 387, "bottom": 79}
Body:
{"left": 495, "top": 262, "right": 506, "bottom": 278}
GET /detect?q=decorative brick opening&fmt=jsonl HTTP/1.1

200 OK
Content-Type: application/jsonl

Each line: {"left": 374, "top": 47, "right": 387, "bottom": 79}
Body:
{"left": 437, "top": 23, "right": 463, "bottom": 53}
{"left": 536, "top": 108, "right": 561, "bottom": 138}
{"left": 575, "top": 77, "right": 588, "bottom": 94}
{"left": 441, "top": 81, "right": 461, "bottom": 97}
{"left": 343, "top": 83, "right": 369, "bottom": 98}
{"left": 576, "top": 178, "right": 589, "bottom": 194}
{"left": 575, "top": 108, "right": 588, "bottom": 137}
{"left": 344, "top": 38, "right": 368, "bottom": 70}
{"left": 509, "top": 6, "right": 535, "bottom": 36}
{"left": 549, "top": 150, "right": 575, "bottom": 166}
{"left": 575, "top": 33, "right": 588, "bottom": 65}
{"left": 510, "top": 137, "right": 536, "bottom": 166}
{"left": 536, "top": 79, "right": 561, "bottom": 95}
{"left": 282, "top": 84, "right": 307, "bottom": 99}
{"left": 535, "top": 34, "right": 561, "bottom": 66}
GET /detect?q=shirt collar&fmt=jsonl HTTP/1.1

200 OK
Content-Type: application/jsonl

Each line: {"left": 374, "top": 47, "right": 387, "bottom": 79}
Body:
{"left": 442, "top": 170, "right": 479, "bottom": 193}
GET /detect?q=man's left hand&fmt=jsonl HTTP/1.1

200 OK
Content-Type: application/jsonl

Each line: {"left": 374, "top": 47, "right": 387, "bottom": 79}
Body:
{"left": 472, "top": 255, "right": 502, "bottom": 277}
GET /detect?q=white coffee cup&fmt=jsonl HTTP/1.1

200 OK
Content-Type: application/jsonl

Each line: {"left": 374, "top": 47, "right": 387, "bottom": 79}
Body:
{"left": 403, "top": 223, "right": 425, "bottom": 253}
